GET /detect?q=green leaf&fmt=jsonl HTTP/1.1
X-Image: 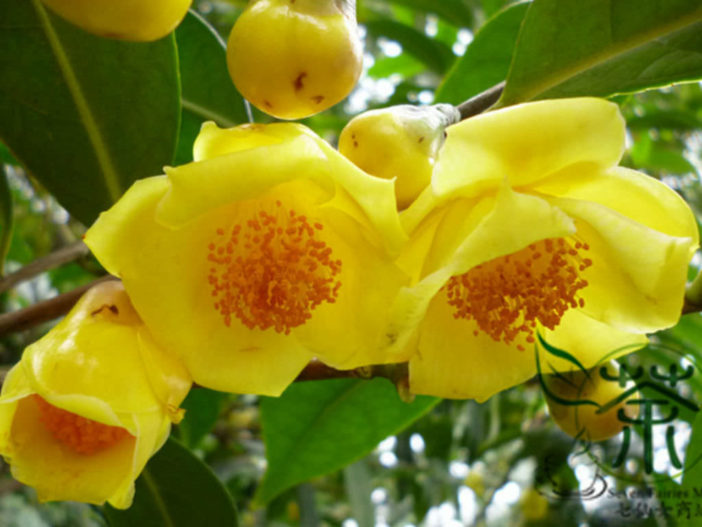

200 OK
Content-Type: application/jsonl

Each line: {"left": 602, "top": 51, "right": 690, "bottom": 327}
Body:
{"left": 0, "top": 166, "right": 12, "bottom": 276}
{"left": 257, "top": 378, "right": 438, "bottom": 504}
{"left": 177, "top": 388, "right": 229, "bottom": 449}
{"left": 499, "top": 0, "right": 702, "bottom": 106}
{"left": 630, "top": 134, "right": 697, "bottom": 175}
{"left": 436, "top": 2, "right": 529, "bottom": 104}
{"left": 364, "top": 19, "right": 455, "bottom": 75}
{"left": 173, "top": 11, "right": 249, "bottom": 165}
{"left": 103, "top": 438, "right": 239, "bottom": 527}
{"left": 681, "top": 411, "right": 702, "bottom": 492}
{"left": 386, "top": 0, "right": 474, "bottom": 27}
{"left": 0, "top": 0, "right": 180, "bottom": 225}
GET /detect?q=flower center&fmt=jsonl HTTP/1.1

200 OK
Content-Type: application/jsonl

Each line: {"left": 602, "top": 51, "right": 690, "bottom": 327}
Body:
{"left": 33, "top": 395, "right": 130, "bottom": 455}
{"left": 445, "top": 237, "right": 592, "bottom": 350}
{"left": 207, "top": 201, "right": 342, "bottom": 334}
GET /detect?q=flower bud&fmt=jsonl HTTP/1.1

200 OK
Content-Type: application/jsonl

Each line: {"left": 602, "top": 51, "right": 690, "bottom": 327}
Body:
{"left": 338, "top": 104, "right": 460, "bottom": 209}
{"left": 41, "top": 0, "right": 192, "bottom": 41}
{"left": 227, "top": 0, "right": 363, "bottom": 120}
{"left": 0, "top": 281, "right": 191, "bottom": 508}
{"left": 543, "top": 361, "right": 639, "bottom": 442}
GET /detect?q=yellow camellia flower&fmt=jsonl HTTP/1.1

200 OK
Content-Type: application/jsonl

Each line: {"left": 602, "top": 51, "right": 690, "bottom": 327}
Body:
{"left": 227, "top": 0, "right": 363, "bottom": 119}
{"left": 41, "top": 0, "right": 191, "bottom": 41}
{"left": 391, "top": 98, "right": 698, "bottom": 400}
{"left": 85, "top": 122, "right": 410, "bottom": 396}
{"left": 339, "top": 104, "right": 460, "bottom": 209}
{"left": 0, "top": 281, "right": 191, "bottom": 509}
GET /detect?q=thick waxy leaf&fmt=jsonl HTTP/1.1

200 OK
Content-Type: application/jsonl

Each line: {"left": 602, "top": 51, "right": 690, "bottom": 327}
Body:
{"left": 257, "top": 378, "right": 438, "bottom": 503}
{"left": 0, "top": 166, "right": 12, "bottom": 276}
{"left": 177, "top": 388, "right": 229, "bottom": 448}
{"left": 436, "top": 2, "right": 529, "bottom": 104}
{"left": 364, "top": 19, "right": 455, "bottom": 75}
{"left": 103, "top": 438, "right": 239, "bottom": 527}
{"left": 0, "top": 0, "right": 180, "bottom": 225}
{"left": 499, "top": 0, "right": 702, "bottom": 106}
{"left": 174, "top": 11, "right": 249, "bottom": 165}
{"left": 387, "top": 0, "right": 474, "bottom": 28}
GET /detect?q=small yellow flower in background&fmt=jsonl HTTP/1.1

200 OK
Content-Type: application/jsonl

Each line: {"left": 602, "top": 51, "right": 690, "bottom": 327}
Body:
{"left": 0, "top": 281, "right": 191, "bottom": 509}
{"left": 40, "top": 0, "right": 192, "bottom": 41}
{"left": 226, "top": 0, "right": 363, "bottom": 119}
{"left": 338, "top": 104, "right": 460, "bottom": 209}
{"left": 85, "top": 122, "right": 411, "bottom": 396}
{"left": 543, "top": 361, "right": 640, "bottom": 442}
{"left": 391, "top": 98, "right": 698, "bottom": 400}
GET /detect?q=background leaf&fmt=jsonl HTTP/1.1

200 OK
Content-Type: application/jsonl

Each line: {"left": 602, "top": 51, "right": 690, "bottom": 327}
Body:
{"left": 177, "top": 388, "right": 229, "bottom": 449}
{"left": 103, "top": 438, "right": 239, "bottom": 527}
{"left": 0, "top": 166, "right": 12, "bottom": 276}
{"left": 436, "top": 2, "right": 529, "bottom": 104}
{"left": 499, "top": 0, "right": 702, "bottom": 106}
{"left": 0, "top": 0, "right": 180, "bottom": 225}
{"left": 257, "top": 378, "right": 438, "bottom": 504}
{"left": 173, "top": 11, "right": 249, "bottom": 165}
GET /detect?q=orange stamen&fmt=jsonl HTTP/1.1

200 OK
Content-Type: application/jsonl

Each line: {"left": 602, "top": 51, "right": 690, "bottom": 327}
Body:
{"left": 207, "top": 201, "right": 342, "bottom": 334}
{"left": 445, "top": 237, "right": 592, "bottom": 345}
{"left": 33, "top": 395, "right": 130, "bottom": 455}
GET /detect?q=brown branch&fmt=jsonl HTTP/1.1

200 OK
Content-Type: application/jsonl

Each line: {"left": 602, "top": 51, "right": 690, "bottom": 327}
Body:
{"left": 456, "top": 81, "right": 505, "bottom": 120}
{"left": 0, "top": 241, "right": 90, "bottom": 294}
{"left": 0, "top": 276, "right": 116, "bottom": 336}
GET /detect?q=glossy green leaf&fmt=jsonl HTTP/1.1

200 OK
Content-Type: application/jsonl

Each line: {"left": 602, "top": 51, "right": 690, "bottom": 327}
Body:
{"left": 681, "top": 411, "right": 702, "bottom": 491}
{"left": 436, "top": 2, "right": 529, "bottom": 104}
{"left": 0, "top": 166, "right": 12, "bottom": 276}
{"left": 103, "top": 438, "right": 239, "bottom": 527}
{"left": 499, "top": 0, "right": 702, "bottom": 106}
{"left": 177, "top": 388, "right": 229, "bottom": 449}
{"left": 630, "top": 134, "right": 697, "bottom": 175}
{"left": 387, "top": 0, "right": 474, "bottom": 27}
{"left": 174, "top": 11, "right": 249, "bottom": 165}
{"left": 0, "top": 0, "right": 180, "bottom": 225}
{"left": 364, "top": 19, "right": 455, "bottom": 75}
{"left": 257, "top": 378, "right": 438, "bottom": 503}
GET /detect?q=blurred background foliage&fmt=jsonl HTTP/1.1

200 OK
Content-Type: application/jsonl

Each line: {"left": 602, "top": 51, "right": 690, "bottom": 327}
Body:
{"left": 2, "top": 0, "right": 702, "bottom": 525}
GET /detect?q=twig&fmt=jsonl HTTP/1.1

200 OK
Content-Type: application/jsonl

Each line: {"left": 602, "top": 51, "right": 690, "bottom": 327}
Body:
{"left": 0, "top": 276, "right": 116, "bottom": 336}
{"left": 456, "top": 81, "right": 505, "bottom": 120}
{"left": 0, "top": 241, "right": 89, "bottom": 294}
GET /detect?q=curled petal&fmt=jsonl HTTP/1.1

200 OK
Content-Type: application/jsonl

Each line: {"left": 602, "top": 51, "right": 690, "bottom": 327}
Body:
{"left": 433, "top": 98, "right": 625, "bottom": 198}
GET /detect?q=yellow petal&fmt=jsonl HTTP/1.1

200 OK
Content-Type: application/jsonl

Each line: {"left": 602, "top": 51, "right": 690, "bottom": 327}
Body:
{"left": 193, "top": 121, "right": 310, "bottom": 162}
{"left": 164, "top": 122, "right": 407, "bottom": 255}
{"left": 551, "top": 197, "right": 696, "bottom": 332}
{"left": 539, "top": 309, "right": 648, "bottom": 372}
{"left": 410, "top": 292, "right": 536, "bottom": 401}
{"left": 410, "top": 293, "right": 647, "bottom": 400}
{"left": 158, "top": 133, "right": 330, "bottom": 227}
{"left": 536, "top": 165, "right": 699, "bottom": 241}
{"left": 433, "top": 98, "right": 625, "bottom": 198}
{"left": 7, "top": 394, "right": 138, "bottom": 506}
{"left": 23, "top": 314, "right": 163, "bottom": 425}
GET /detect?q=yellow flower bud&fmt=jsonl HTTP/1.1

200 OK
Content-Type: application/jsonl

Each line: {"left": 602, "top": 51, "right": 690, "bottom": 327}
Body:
{"left": 40, "top": 0, "right": 192, "bottom": 41}
{"left": 339, "top": 104, "right": 460, "bottom": 209}
{"left": 543, "top": 361, "right": 639, "bottom": 442}
{"left": 227, "top": 0, "right": 363, "bottom": 119}
{"left": 0, "top": 281, "right": 191, "bottom": 509}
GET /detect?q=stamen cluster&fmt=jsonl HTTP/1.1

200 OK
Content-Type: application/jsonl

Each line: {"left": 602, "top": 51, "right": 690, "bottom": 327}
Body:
{"left": 208, "top": 201, "right": 342, "bottom": 334}
{"left": 445, "top": 238, "right": 592, "bottom": 349}
{"left": 34, "top": 395, "right": 130, "bottom": 455}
